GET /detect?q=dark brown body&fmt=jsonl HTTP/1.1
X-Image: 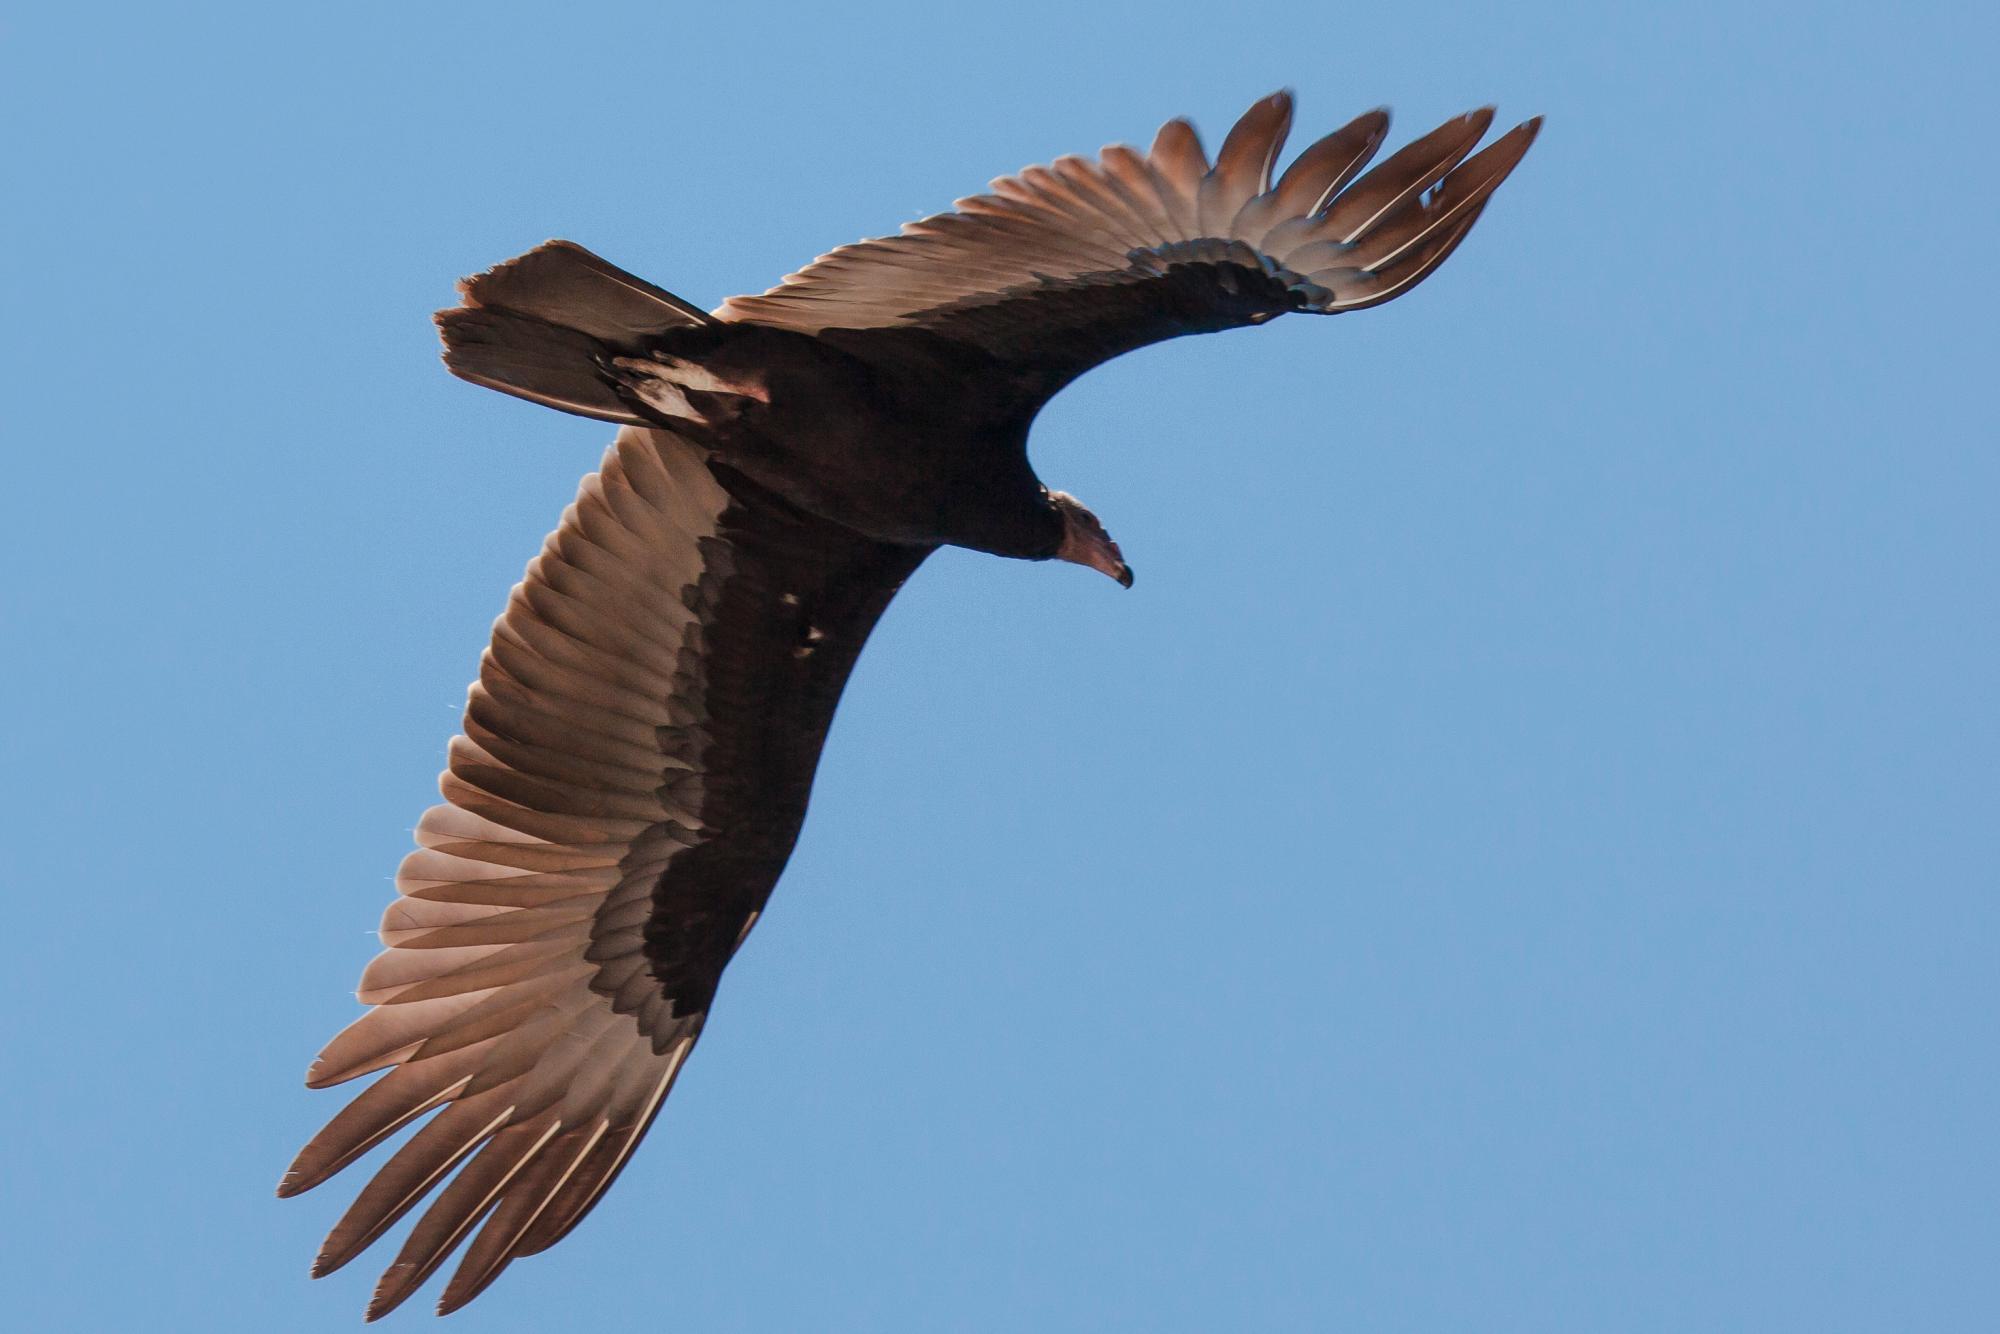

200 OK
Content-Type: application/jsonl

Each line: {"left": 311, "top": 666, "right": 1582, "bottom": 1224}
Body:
{"left": 626, "top": 321, "right": 1066, "bottom": 559}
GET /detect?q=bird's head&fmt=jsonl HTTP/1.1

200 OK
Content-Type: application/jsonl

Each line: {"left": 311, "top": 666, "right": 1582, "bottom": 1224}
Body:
{"left": 1048, "top": 491, "right": 1133, "bottom": 588}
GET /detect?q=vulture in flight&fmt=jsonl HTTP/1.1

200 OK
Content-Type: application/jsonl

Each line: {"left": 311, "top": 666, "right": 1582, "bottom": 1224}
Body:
{"left": 284, "top": 91, "right": 1540, "bottom": 1318}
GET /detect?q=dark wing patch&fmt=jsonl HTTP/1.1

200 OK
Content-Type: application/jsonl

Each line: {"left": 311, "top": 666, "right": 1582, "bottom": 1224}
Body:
{"left": 912, "top": 255, "right": 1309, "bottom": 393}
{"left": 638, "top": 468, "right": 927, "bottom": 1019}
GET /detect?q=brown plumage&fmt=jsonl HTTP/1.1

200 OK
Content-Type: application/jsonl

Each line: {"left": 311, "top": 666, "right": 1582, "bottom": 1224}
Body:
{"left": 285, "top": 90, "right": 1540, "bottom": 1318}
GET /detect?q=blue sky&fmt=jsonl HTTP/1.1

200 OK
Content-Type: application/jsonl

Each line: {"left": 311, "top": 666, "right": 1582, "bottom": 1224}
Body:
{"left": 4, "top": 3, "right": 1994, "bottom": 1330}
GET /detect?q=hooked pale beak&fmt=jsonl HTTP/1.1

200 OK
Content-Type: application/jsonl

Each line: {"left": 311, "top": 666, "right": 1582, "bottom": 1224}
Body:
{"left": 1052, "top": 492, "right": 1134, "bottom": 588}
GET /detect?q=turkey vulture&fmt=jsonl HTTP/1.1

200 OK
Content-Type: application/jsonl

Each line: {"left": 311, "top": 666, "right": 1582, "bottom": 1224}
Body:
{"left": 284, "top": 91, "right": 1539, "bottom": 1318}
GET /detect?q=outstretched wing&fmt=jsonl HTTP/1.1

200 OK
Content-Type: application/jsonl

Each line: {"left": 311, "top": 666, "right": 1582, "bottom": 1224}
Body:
{"left": 719, "top": 92, "right": 1540, "bottom": 390}
{"left": 282, "top": 426, "right": 928, "bottom": 1319}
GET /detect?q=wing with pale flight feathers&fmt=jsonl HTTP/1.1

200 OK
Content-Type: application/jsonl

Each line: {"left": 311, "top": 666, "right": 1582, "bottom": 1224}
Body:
{"left": 719, "top": 91, "right": 1540, "bottom": 390}
{"left": 283, "top": 426, "right": 926, "bottom": 1319}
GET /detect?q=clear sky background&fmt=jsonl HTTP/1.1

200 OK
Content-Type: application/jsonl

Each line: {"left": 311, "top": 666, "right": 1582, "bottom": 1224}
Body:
{"left": 4, "top": 3, "right": 1994, "bottom": 1330}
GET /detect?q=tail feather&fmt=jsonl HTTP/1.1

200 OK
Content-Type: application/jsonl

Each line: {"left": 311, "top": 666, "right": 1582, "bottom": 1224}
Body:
{"left": 436, "top": 307, "right": 644, "bottom": 425}
{"left": 438, "top": 240, "right": 713, "bottom": 423}
{"left": 458, "top": 240, "right": 713, "bottom": 343}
